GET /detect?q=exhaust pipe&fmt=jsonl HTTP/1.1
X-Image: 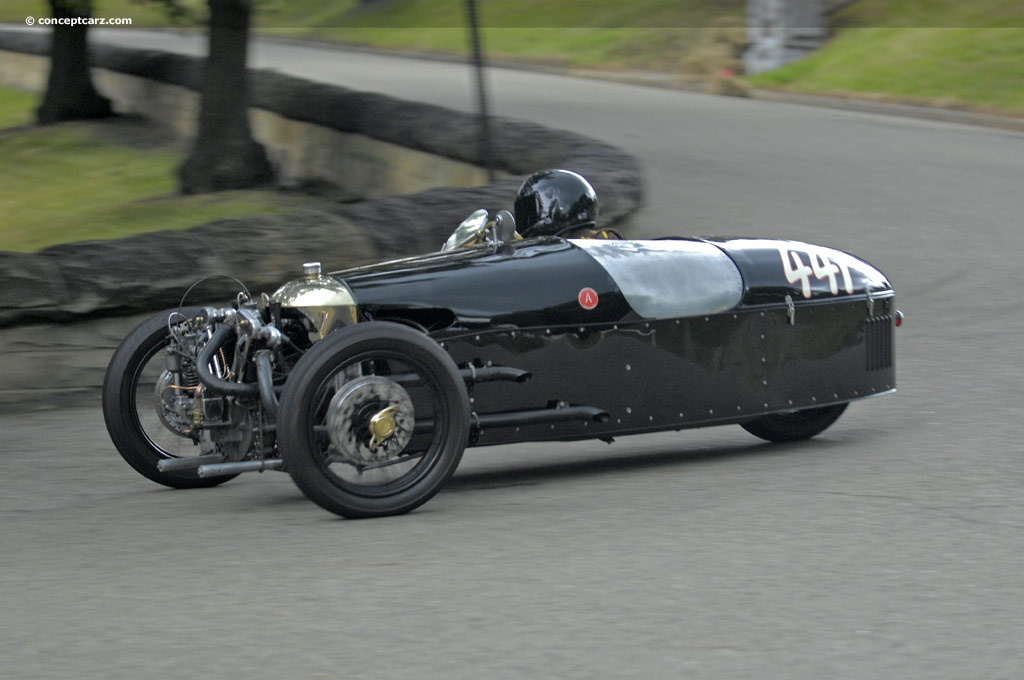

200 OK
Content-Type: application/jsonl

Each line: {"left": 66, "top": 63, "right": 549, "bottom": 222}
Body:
{"left": 197, "top": 458, "right": 285, "bottom": 478}
{"left": 157, "top": 453, "right": 225, "bottom": 473}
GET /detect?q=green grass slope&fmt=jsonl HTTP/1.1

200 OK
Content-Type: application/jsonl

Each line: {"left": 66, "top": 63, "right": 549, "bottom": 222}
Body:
{"left": 751, "top": 0, "right": 1024, "bottom": 114}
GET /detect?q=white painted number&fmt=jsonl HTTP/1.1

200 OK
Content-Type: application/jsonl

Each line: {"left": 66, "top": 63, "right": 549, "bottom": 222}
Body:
{"left": 780, "top": 247, "right": 854, "bottom": 298}
{"left": 782, "top": 249, "right": 814, "bottom": 298}
{"left": 811, "top": 252, "right": 840, "bottom": 295}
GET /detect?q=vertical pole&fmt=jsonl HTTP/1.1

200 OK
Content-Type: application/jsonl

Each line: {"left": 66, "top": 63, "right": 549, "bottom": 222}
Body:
{"left": 465, "top": 0, "right": 495, "bottom": 182}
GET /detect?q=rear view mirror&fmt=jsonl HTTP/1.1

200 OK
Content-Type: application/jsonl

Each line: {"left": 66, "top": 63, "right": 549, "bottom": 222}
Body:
{"left": 491, "top": 210, "right": 517, "bottom": 243}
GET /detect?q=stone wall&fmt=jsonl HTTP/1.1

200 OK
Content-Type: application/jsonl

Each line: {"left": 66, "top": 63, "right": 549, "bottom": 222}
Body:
{"left": 0, "top": 28, "right": 644, "bottom": 404}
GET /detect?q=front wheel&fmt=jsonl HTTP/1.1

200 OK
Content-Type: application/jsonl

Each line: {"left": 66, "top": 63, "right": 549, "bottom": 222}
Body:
{"left": 277, "top": 322, "right": 471, "bottom": 519}
{"left": 102, "top": 308, "right": 238, "bottom": 488}
{"left": 740, "top": 403, "right": 849, "bottom": 443}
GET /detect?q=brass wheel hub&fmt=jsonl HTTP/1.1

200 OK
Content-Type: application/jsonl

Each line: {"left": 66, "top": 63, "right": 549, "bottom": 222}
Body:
{"left": 368, "top": 405, "right": 400, "bottom": 450}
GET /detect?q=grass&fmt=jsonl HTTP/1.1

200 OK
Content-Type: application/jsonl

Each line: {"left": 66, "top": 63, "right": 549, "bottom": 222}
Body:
{"left": 0, "top": 85, "right": 35, "bottom": 128}
{"left": 750, "top": 24, "right": 1024, "bottom": 113}
{"left": 255, "top": 0, "right": 742, "bottom": 69}
{"left": 749, "top": 0, "right": 1024, "bottom": 113}
{"left": 750, "top": 27, "right": 1024, "bottom": 113}
{"left": 266, "top": 0, "right": 742, "bottom": 71}
{"left": 2, "top": 0, "right": 181, "bottom": 26}
{"left": 3, "top": 0, "right": 744, "bottom": 69}
{"left": 0, "top": 86, "right": 297, "bottom": 253}
{"left": 827, "top": 0, "right": 1024, "bottom": 29}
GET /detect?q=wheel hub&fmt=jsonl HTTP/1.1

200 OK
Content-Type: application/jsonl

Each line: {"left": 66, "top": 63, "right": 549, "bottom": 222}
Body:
{"left": 368, "top": 405, "right": 400, "bottom": 450}
{"left": 327, "top": 375, "right": 415, "bottom": 467}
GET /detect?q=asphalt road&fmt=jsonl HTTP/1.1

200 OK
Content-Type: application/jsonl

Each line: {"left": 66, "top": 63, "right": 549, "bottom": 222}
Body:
{"left": 3, "top": 30, "right": 1024, "bottom": 679}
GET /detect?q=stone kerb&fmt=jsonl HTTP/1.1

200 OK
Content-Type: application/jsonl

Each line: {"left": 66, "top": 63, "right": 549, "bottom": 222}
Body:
{"left": 0, "top": 28, "right": 644, "bottom": 402}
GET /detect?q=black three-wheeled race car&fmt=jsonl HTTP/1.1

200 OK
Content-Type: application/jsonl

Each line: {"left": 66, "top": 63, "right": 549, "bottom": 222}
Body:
{"left": 104, "top": 184, "right": 899, "bottom": 518}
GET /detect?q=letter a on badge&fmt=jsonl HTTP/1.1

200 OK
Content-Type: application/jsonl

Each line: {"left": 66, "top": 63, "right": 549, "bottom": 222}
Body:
{"left": 578, "top": 287, "right": 598, "bottom": 310}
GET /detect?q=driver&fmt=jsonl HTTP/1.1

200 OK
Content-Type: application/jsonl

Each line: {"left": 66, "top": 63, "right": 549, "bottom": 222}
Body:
{"left": 442, "top": 169, "right": 623, "bottom": 252}
{"left": 513, "top": 169, "right": 623, "bottom": 240}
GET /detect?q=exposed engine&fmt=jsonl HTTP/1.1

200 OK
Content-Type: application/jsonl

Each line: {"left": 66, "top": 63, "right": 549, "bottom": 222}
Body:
{"left": 152, "top": 263, "right": 359, "bottom": 477}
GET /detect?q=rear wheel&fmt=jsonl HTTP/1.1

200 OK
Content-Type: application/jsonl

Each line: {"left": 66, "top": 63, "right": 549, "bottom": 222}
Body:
{"left": 278, "top": 322, "right": 470, "bottom": 519}
{"left": 740, "top": 403, "right": 849, "bottom": 443}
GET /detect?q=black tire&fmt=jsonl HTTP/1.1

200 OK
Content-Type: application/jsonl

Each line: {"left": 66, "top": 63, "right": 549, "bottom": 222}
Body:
{"left": 740, "top": 403, "right": 849, "bottom": 443}
{"left": 278, "top": 322, "right": 470, "bottom": 519}
{"left": 102, "top": 308, "right": 238, "bottom": 488}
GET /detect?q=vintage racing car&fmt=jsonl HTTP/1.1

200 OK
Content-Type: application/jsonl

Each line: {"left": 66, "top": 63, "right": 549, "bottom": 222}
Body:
{"left": 103, "top": 175, "right": 900, "bottom": 519}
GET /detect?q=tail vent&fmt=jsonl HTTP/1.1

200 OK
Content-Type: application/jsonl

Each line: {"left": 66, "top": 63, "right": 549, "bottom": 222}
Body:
{"left": 866, "top": 314, "right": 894, "bottom": 371}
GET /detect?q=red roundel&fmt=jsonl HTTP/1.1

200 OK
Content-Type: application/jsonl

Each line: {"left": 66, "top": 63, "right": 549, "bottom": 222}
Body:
{"left": 578, "top": 287, "right": 599, "bottom": 310}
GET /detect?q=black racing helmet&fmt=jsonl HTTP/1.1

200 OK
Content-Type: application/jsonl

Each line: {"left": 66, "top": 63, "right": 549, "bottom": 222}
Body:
{"left": 514, "top": 169, "right": 599, "bottom": 238}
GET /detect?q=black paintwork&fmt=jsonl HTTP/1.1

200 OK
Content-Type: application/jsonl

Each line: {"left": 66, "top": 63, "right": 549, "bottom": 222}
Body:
{"left": 334, "top": 237, "right": 636, "bottom": 329}
{"left": 331, "top": 236, "right": 896, "bottom": 447}
{"left": 709, "top": 237, "right": 892, "bottom": 305}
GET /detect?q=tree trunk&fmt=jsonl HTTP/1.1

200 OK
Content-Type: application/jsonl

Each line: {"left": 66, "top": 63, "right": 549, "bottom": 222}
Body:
{"left": 178, "top": 0, "right": 274, "bottom": 194}
{"left": 37, "top": 0, "right": 113, "bottom": 124}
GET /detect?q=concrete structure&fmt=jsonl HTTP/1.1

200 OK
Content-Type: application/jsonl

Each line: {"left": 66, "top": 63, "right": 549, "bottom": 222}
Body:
{"left": 745, "top": 0, "right": 827, "bottom": 74}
